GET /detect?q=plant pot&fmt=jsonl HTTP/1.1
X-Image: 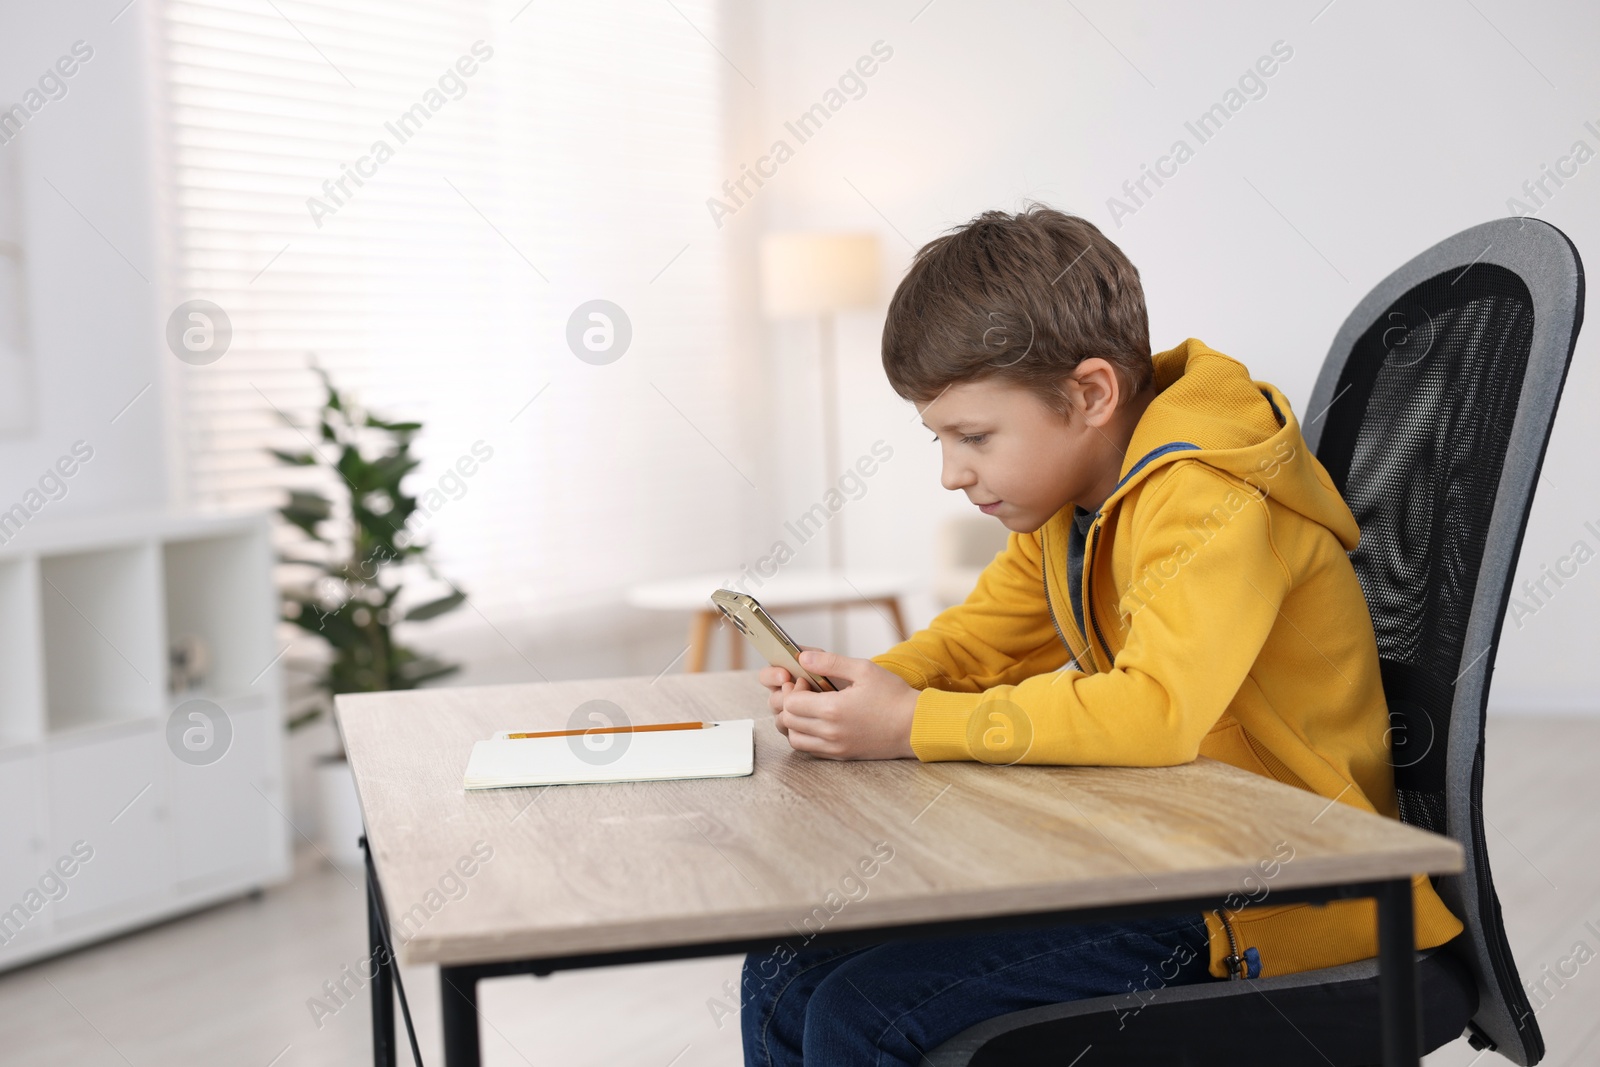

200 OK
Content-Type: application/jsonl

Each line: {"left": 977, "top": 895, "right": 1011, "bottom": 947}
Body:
{"left": 315, "top": 754, "right": 366, "bottom": 871}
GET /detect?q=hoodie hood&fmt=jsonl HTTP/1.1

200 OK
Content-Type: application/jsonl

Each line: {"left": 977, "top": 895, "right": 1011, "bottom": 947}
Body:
{"left": 1092, "top": 337, "right": 1360, "bottom": 551}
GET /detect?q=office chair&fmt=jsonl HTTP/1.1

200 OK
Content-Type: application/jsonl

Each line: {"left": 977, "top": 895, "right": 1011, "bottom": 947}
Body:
{"left": 926, "top": 216, "right": 1585, "bottom": 1066}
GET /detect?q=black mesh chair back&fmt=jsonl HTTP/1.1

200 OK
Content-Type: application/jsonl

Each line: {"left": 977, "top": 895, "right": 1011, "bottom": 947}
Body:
{"left": 1302, "top": 216, "right": 1584, "bottom": 1063}
{"left": 926, "top": 218, "right": 1583, "bottom": 1067}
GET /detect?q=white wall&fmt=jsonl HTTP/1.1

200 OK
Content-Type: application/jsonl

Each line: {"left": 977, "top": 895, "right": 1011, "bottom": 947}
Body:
{"left": 0, "top": 3, "right": 168, "bottom": 524}
{"left": 744, "top": 0, "right": 1600, "bottom": 714}
{"left": 3, "top": 0, "right": 1595, "bottom": 718}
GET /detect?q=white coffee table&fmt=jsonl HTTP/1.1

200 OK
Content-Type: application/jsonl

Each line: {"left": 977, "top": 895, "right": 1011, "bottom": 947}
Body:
{"left": 625, "top": 569, "right": 914, "bottom": 671}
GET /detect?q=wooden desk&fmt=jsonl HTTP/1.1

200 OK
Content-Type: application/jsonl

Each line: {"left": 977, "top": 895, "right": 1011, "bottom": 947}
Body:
{"left": 337, "top": 670, "right": 1461, "bottom": 1067}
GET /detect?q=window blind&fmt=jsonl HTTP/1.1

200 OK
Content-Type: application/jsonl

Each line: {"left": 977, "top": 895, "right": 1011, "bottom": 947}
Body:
{"left": 160, "top": 0, "right": 745, "bottom": 620}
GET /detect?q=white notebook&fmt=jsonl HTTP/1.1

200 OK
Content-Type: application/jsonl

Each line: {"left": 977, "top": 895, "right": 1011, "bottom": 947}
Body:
{"left": 462, "top": 719, "right": 755, "bottom": 790}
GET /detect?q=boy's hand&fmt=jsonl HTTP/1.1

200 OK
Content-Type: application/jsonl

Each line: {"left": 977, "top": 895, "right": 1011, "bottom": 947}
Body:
{"left": 773, "top": 650, "right": 919, "bottom": 760}
{"left": 758, "top": 644, "right": 824, "bottom": 727}
{"left": 756, "top": 644, "right": 825, "bottom": 702}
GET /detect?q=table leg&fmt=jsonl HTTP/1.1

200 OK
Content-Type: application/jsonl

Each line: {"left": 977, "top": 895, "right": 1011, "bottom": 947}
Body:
{"left": 1377, "top": 878, "right": 1422, "bottom": 1067}
{"left": 686, "top": 610, "right": 714, "bottom": 673}
{"left": 880, "top": 596, "right": 908, "bottom": 641}
{"left": 441, "top": 968, "right": 483, "bottom": 1066}
{"left": 367, "top": 843, "right": 396, "bottom": 1067}
{"left": 364, "top": 836, "right": 426, "bottom": 1067}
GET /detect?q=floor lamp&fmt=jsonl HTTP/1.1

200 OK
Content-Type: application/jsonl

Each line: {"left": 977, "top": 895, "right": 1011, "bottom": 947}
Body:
{"left": 759, "top": 232, "right": 881, "bottom": 653}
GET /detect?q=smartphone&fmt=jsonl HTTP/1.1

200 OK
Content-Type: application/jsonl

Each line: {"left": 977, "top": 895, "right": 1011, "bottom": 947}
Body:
{"left": 710, "top": 588, "right": 838, "bottom": 692}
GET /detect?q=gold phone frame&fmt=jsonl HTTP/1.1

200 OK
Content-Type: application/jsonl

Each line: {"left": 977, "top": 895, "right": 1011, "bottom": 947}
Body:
{"left": 710, "top": 589, "right": 837, "bottom": 692}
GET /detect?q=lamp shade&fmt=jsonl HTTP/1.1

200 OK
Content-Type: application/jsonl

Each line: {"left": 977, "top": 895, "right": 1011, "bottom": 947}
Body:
{"left": 759, "top": 232, "right": 881, "bottom": 317}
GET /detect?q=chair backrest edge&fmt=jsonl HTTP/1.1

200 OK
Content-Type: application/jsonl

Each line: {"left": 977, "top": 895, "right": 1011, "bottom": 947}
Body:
{"left": 1303, "top": 217, "right": 1584, "bottom": 1066}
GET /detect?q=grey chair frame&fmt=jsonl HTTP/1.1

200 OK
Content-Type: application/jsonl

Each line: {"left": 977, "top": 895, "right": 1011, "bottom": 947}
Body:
{"left": 1305, "top": 216, "right": 1582, "bottom": 1063}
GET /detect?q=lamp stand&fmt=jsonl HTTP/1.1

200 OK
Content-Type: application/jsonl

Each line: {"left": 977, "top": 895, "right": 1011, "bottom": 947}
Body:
{"left": 817, "top": 311, "right": 845, "bottom": 654}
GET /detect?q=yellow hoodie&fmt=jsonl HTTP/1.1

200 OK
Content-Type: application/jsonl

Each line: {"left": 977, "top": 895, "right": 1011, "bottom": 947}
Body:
{"left": 871, "top": 337, "right": 1462, "bottom": 979}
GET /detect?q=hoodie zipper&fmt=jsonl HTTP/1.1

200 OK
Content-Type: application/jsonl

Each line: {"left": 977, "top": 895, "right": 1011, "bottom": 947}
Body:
{"left": 1078, "top": 508, "right": 1242, "bottom": 981}
{"left": 1041, "top": 527, "right": 1076, "bottom": 660}
{"left": 1051, "top": 440, "right": 1202, "bottom": 670}
{"left": 1085, "top": 523, "right": 1113, "bottom": 668}
{"left": 1215, "top": 908, "right": 1246, "bottom": 980}
{"left": 1043, "top": 519, "right": 1112, "bottom": 668}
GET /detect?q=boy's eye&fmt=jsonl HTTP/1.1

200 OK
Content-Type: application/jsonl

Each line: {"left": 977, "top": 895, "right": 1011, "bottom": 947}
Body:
{"left": 961, "top": 433, "right": 987, "bottom": 446}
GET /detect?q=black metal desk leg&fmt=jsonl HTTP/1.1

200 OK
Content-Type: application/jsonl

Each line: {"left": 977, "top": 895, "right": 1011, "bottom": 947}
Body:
{"left": 366, "top": 840, "right": 397, "bottom": 1067}
{"left": 1377, "top": 878, "right": 1422, "bottom": 1067}
{"left": 441, "top": 967, "right": 483, "bottom": 1066}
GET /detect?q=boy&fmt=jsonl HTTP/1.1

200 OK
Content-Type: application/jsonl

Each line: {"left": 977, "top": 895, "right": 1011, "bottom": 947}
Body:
{"left": 741, "top": 205, "right": 1462, "bottom": 1067}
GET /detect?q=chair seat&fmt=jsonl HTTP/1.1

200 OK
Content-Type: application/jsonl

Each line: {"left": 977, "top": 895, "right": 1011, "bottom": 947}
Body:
{"left": 927, "top": 946, "right": 1478, "bottom": 1067}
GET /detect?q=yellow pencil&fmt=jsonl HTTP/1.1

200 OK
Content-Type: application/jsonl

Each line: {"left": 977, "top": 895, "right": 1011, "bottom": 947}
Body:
{"left": 505, "top": 720, "right": 714, "bottom": 740}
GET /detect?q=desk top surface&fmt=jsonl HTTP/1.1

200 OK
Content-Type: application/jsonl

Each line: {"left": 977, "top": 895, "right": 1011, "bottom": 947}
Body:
{"left": 336, "top": 670, "right": 1462, "bottom": 967}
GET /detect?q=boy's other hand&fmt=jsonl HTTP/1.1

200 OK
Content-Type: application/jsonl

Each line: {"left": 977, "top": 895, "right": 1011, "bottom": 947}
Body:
{"left": 773, "top": 650, "right": 918, "bottom": 760}
{"left": 761, "top": 644, "right": 827, "bottom": 740}
{"left": 757, "top": 644, "right": 825, "bottom": 710}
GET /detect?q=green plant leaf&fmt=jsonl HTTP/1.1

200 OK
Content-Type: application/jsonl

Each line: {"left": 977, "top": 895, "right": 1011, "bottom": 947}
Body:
{"left": 280, "top": 490, "right": 332, "bottom": 540}
{"left": 366, "top": 415, "right": 423, "bottom": 433}
{"left": 285, "top": 706, "right": 324, "bottom": 731}
{"left": 316, "top": 366, "right": 344, "bottom": 412}
{"left": 369, "top": 454, "right": 421, "bottom": 487}
{"left": 337, "top": 446, "right": 383, "bottom": 491}
{"left": 404, "top": 589, "right": 466, "bottom": 621}
{"left": 285, "top": 604, "right": 342, "bottom": 637}
{"left": 273, "top": 365, "right": 463, "bottom": 709}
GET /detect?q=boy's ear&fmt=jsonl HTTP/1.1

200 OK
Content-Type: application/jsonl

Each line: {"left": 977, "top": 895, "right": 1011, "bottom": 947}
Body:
{"left": 1069, "top": 357, "right": 1122, "bottom": 427}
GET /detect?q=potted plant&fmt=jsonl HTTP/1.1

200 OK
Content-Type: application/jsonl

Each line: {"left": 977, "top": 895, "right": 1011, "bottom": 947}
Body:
{"left": 271, "top": 365, "right": 467, "bottom": 866}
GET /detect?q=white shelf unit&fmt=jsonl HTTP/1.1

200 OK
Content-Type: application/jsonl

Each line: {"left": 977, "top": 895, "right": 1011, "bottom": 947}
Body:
{"left": 0, "top": 510, "right": 290, "bottom": 972}
{"left": 40, "top": 543, "right": 165, "bottom": 732}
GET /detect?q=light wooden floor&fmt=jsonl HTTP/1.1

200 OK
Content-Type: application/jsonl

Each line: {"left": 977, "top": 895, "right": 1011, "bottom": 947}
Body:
{"left": 1, "top": 715, "right": 1595, "bottom": 1066}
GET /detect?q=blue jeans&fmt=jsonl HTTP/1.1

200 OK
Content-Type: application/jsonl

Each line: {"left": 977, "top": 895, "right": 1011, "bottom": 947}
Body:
{"left": 740, "top": 912, "right": 1214, "bottom": 1067}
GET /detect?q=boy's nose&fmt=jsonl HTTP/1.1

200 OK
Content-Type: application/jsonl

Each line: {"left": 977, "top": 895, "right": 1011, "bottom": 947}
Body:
{"left": 941, "top": 457, "right": 976, "bottom": 492}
